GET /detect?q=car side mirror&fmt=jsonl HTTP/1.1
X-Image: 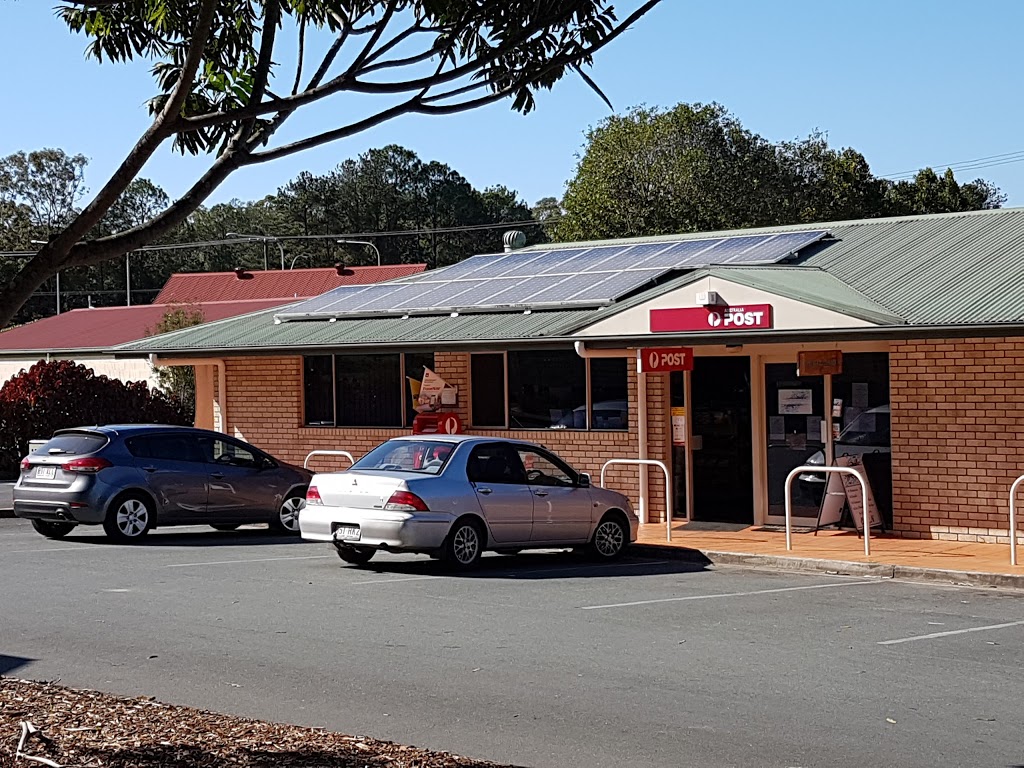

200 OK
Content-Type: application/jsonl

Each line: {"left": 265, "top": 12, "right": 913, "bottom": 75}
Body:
{"left": 578, "top": 472, "right": 591, "bottom": 488}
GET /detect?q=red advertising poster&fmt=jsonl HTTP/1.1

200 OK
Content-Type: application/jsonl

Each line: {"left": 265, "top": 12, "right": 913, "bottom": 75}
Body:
{"left": 637, "top": 347, "right": 694, "bottom": 373}
{"left": 650, "top": 304, "right": 774, "bottom": 333}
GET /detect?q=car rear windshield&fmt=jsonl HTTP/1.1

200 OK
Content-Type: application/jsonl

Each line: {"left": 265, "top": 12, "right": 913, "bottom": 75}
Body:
{"left": 34, "top": 432, "right": 108, "bottom": 457}
{"left": 352, "top": 440, "right": 455, "bottom": 474}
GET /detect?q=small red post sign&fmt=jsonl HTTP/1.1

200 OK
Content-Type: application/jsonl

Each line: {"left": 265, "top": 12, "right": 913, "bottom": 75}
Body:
{"left": 637, "top": 347, "right": 694, "bottom": 373}
{"left": 649, "top": 304, "right": 774, "bottom": 333}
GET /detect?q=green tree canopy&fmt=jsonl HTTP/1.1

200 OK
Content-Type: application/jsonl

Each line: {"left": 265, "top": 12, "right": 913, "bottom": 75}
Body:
{"left": 556, "top": 103, "right": 1004, "bottom": 241}
{"left": 0, "top": 0, "right": 661, "bottom": 328}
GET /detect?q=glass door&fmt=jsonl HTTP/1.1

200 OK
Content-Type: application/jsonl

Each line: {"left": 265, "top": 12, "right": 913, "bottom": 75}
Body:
{"left": 764, "top": 363, "right": 826, "bottom": 520}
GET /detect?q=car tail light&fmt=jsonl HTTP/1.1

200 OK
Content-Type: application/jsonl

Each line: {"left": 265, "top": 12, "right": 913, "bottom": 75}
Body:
{"left": 306, "top": 485, "right": 323, "bottom": 505}
{"left": 385, "top": 490, "right": 428, "bottom": 512}
{"left": 62, "top": 457, "right": 113, "bottom": 474}
{"left": 20, "top": 458, "right": 31, "bottom": 471}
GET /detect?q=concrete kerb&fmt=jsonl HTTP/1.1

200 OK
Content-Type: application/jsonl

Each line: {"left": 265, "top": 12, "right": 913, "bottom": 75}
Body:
{"left": 630, "top": 543, "right": 1024, "bottom": 591}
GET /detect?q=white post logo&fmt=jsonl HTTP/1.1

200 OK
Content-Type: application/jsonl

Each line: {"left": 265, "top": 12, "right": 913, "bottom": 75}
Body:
{"left": 707, "top": 311, "right": 723, "bottom": 327}
{"left": 708, "top": 307, "right": 766, "bottom": 328}
{"left": 648, "top": 351, "right": 658, "bottom": 369}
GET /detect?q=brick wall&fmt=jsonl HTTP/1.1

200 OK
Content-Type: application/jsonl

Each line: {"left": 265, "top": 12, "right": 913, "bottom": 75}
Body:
{"left": 223, "top": 353, "right": 671, "bottom": 521}
{"left": 890, "top": 338, "right": 1024, "bottom": 543}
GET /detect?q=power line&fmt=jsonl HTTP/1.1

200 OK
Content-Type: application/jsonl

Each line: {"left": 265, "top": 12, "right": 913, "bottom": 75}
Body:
{"left": 882, "top": 150, "right": 1024, "bottom": 180}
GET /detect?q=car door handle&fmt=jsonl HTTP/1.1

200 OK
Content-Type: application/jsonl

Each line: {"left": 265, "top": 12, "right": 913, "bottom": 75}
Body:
{"left": 477, "top": 487, "right": 493, "bottom": 495}
{"left": 211, "top": 472, "right": 224, "bottom": 480}
{"left": 533, "top": 490, "right": 549, "bottom": 497}
{"left": 142, "top": 466, "right": 157, "bottom": 473}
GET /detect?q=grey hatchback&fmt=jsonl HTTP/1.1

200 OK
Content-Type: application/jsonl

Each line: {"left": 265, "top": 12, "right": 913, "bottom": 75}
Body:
{"left": 14, "top": 425, "right": 311, "bottom": 542}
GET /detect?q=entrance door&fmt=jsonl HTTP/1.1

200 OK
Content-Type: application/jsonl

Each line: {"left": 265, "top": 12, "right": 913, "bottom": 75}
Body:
{"left": 691, "top": 357, "right": 754, "bottom": 524}
{"left": 764, "top": 363, "right": 826, "bottom": 520}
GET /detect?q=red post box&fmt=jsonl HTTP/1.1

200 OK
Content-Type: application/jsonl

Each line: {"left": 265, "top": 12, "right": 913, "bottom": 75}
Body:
{"left": 411, "top": 412, "right": 462, "bottom": 435}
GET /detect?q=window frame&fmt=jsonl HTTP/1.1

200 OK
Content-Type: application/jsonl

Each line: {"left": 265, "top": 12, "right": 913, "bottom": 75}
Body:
{"left": 303, "top": 351, "right": 434, "bottom": 428}
{"left": 470, "top": 350, "right": 629, "bottom": 433}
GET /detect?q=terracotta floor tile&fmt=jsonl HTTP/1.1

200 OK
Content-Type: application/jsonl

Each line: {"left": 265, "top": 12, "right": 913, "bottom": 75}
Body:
{"left": 637, "top": 524, "right": 1024, "bottom": 575}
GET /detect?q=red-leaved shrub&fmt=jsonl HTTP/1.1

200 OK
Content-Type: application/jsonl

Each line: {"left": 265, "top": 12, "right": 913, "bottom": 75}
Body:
{"left": 0, "top": 360, "right": 191, "bottom": 478}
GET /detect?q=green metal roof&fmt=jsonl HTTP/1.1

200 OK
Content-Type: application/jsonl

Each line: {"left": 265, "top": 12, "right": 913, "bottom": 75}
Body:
{"left": 114, "top": 305, "right": 598, "bottom": 354}
{"left": 114, "top": 207, "right": 1024, "bottom": 355}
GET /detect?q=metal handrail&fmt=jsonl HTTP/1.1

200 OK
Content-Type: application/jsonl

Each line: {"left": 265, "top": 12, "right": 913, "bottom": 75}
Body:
{"left": 303, "top": 450, "right": 355, "bottom": 470}
{"left": 1010, "top": 475, "right": 1024, "bottom": 566}
{"left": 785, "top": 465, "right": 872, "bottom": 557}
{"left": 601, "top": 459, "right": 673, "bottom": 541}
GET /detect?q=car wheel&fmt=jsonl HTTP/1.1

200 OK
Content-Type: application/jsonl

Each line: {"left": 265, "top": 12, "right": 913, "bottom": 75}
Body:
{"left": 30, "top": 519, "right": 77, "bottom": 539}
{"left": 335, "top": 545, "right": 375, "bottom": 565}
{"left": 588, "top": 515, "right": 628, "bottom": 560}
{"left": 103, "top": 493, "right": 154, "bottom": 542}
{"left": 442, "top": 518, "right": 484, "bottom": 570}
{"left": 211, "top": 524, "right": 241, "bottom": 531}
{"left": 269, "top": 491, "right": 305, "bottom": 533}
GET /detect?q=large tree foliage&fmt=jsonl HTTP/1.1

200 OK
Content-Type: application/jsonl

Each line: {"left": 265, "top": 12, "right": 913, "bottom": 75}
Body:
{"left": 0, "top": 0, "right": 661, "bottom": 327}
{"left": 556, "top": 103, "right": 1004, "bottom": 241}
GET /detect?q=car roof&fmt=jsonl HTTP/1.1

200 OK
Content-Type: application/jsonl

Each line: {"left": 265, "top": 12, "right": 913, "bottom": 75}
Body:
{"left": 55, "top": 424, "right": 200, "bottom": 437}
{"left": 384, "top": 434, "right": 550, "bottom": 450}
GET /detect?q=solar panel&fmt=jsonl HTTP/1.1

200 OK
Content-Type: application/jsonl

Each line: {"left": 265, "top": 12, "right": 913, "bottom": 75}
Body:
{"left": 276, "top": 229, "right": 830, "bottom": 320}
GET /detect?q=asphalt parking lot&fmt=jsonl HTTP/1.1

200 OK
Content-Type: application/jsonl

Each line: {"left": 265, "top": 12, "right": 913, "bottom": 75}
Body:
{"left": 2, "top": 517, "right": 1024, "bottom": 768}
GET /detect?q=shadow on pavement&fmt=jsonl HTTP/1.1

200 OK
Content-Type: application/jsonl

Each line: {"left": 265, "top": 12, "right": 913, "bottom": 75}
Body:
{"left": 58, "top": 527, "right": 310, "bottom": 548}
{"left": 342, "top": 548, "right": 712, "bottom": 580}
{"left": 0, "top": 654, "right": 34, "bottom": 675}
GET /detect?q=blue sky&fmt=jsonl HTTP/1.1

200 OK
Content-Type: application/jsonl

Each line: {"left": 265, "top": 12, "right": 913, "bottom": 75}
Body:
{"left": 3, "top": 0, "right": 1024, "bottom": 209}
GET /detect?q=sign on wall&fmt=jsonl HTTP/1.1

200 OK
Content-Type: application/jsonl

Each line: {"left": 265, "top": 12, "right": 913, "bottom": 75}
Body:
{"left": 649, "top": 304, "right": 774, "bottom": 333}
{"left": 671, "top": 407, "right": 687, "bottom": 446}
{"left": 637, "top": 347, "right": 694, "bottom": 373}
{"left": 797, "top": 350, "right": 843, "bottom": 376}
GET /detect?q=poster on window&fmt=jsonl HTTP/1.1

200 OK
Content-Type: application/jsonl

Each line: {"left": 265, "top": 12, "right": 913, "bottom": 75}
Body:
{"left": 778, "top": 388, "right": 813, "bottom": 415}
{"left": 415, "top": 368, "right": 457, "bottom": 412}
{"left": 671, "top": 407, "right": 687, "bottom": 446}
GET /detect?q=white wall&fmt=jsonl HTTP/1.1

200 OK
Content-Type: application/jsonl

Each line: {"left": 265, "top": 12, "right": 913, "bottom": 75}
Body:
{"left": 0, "top": 354, "right": 160, "bottom": 389}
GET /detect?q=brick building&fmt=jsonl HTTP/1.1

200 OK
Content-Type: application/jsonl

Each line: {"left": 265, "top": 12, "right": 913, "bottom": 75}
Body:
{"left": 115, "top": 208, "right": 1024, "bottom": 545}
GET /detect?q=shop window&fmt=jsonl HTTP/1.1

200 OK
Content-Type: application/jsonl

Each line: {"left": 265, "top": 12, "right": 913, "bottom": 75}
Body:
{"left": 471, "top": 353, "right": 506, "bottom": 427}
{"left": 303, "top": 356, "right": 335, "bottom": 426}
{"left": 589, "top": 358, "right": 629, "bottom": 430}
{"left": 335, "top": 354, "right": 402, "bottom": 427}
{"left": 404, "top": 352, "right": 435, "bottom": 427}
{"left": 508, "top": 350, "right": 586, "bottom": 429}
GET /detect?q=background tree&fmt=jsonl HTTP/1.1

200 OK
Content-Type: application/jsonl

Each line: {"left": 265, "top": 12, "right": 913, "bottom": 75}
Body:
{"left": 0, "top": 0, "right": 662, "bottom": 328}
{"left": 556, "top": 102, "right": 1004, "bottom": 241}
{"left": 146, "top": 306, "right": 206, "bottom": 422}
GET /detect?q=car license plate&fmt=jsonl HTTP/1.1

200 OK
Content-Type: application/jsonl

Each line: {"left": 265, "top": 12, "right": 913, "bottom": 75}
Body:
{"left": 35, "top": 466, "right": 56, "bottom": 479}
{"left": 334, "top": 525, "right": 360, "bottom": 541}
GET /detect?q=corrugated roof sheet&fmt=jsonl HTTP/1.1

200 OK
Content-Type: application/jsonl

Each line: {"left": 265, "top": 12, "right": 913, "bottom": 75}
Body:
{"left": 0, "top": 299, "right": 298, "bottom": 354}
{"left": 154, "top": 264, "right": 426, "bottom": 304}
{"left": 113, "top": 207, "right": 1024, "bottom": 354}
{"left": 114, "top": 308, "right": 596, "bottom": 353}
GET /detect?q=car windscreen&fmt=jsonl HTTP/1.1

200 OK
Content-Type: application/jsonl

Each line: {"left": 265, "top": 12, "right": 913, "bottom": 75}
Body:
{"left": 351, "top": 440, "right": 455, "bottom": 474}
{"left": 35, "top": 432, "right": 109, "bottom": 457}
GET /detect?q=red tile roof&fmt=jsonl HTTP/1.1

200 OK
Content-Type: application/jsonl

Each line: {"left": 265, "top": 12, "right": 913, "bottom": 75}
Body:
{"left": 0, "top": 299, "right": 297, "bottom": 353}
{"left": 154, "top": 264, "right": 426, "bottom": 304}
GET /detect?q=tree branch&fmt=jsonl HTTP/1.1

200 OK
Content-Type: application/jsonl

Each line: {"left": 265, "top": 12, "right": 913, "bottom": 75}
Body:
{"left": 291, "top": 15, "right": 306, "bottom": 95}
{"left": 43, "top": 0, "right": 218, "bottom": 263}
{"left": 241, "top": 0, "right": 281, "bottom": 142}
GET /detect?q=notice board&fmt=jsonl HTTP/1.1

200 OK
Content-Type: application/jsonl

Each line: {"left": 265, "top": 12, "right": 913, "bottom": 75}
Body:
{"left": 815, "top": 455, "right": 884, "bottom": 533}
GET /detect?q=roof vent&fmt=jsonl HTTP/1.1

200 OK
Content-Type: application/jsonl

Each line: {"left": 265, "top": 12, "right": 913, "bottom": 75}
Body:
{"left": 234, "top": 267, "right": 252, "bottom": 280}
{"left": 503, "top": 230, "right": 527, "bottom": 253}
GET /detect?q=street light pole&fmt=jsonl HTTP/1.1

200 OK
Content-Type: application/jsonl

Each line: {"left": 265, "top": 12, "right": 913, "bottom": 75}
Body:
{"left": 226, "top": 232, "right": 284, "bottom": 270}
{"left": 335, "top": 239, "right": 382, "bottom": 267}
{"left": 30, "top": 240, "right": 60, "bottom": 314}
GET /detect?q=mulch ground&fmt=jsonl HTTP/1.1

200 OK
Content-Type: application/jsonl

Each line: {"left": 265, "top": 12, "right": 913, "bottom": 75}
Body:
{"left": 1, "top": 678, "right": 522, "bottom": 768}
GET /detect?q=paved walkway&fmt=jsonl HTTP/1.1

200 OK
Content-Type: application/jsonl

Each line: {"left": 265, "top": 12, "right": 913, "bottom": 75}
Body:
{"left": 636, "top": 522, "right": 1024, "bottom": 587}
{"left": 0, "top": 483, "right": 12, "bottom": 513}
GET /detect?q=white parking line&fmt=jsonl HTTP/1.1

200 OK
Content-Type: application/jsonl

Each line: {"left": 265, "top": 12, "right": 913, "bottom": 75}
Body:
{"left": 5, "top": 547, "right": 94, "bottom": 554}
{"left": 581, "top": 579, "right": 883, "bottom": 610}
{"left": 352, "top": 575, "right": 438, "bottom": 585}
{"left": 878, "top": 619, "right": 1024, "bottom": 646}
{"left": 164, "top": 555, "right": 333, "bottom": 568}
{"left": 504, "top": 559, "right": 671, "bottom": 578}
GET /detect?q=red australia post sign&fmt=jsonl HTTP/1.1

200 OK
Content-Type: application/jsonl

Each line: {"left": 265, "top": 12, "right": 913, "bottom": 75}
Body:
{"left": 649, "top": 304, "right": 774, "bottom": 333}
{"left": 638, "top": 347, "right": 694, "bottom": 373}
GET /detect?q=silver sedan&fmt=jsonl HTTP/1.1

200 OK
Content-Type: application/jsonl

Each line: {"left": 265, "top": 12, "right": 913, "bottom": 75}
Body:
{"left": 299, "top": 435, "right": 638, "bottom": 569}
